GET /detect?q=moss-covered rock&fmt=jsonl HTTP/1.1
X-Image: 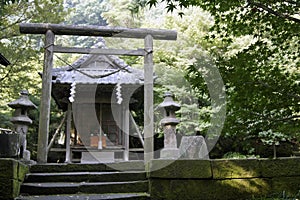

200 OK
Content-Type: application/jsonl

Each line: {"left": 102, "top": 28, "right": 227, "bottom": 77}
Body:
{"left": 216, "top": 178, "right": 271, "bottom": 199}
{"left": 212, "top": 159, "right": 260, "bottom": 179}
{"left": 148, "top": 159, "right": 212, "bottom": 179}
{"left": 0, "top": 179, "right": 21, "bottom": 199}
{"left": 149, "top": 179, "right": 175, "bottom": 199}
{"left": 260, "top": 158, "right": 300, "bottom": 177}
{"left": 271, "top": 177, "right": 300, "bottom": 197}
{"left": 0, "top": 159, "right": 28, "bottom": 199}
{"left": 150, "top": 178, "right": 271, "bottom": 200}
{"left": 0, "top": 158, "right": 18, "bottom": 180}
{"left": 169, "top": 179, "right": 217, "bottom": 200}
{"left": 18, "top": 161, "right": 29, "bottom": 181}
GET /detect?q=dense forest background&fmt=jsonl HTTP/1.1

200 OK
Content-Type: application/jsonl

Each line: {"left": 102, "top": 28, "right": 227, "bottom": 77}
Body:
{"left": 0, "top": 0, "right": 299, "bottom": 159}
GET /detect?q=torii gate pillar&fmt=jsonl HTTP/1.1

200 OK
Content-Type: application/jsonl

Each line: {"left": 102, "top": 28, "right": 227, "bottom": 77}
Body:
{"left": 144, "top": 35, "right": 154, "bottom": 162}
{"left": 37, "top": 30, "right": 54, "bottom": 163}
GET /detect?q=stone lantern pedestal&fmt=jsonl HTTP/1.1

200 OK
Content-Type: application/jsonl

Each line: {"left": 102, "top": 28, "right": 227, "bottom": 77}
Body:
{"left": 8, "top": 90, "right": 37, "bottom": 162}
{"left": 158, "top": 92, "right": 180, "bottom": 159}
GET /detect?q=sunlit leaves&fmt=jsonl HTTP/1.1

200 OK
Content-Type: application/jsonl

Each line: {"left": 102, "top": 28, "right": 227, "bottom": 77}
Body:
{"left": 0, "top": 0, "right": 67, "bottom": 128}
{"left": 132, "top": 0, "right": 300, "bottom": 156}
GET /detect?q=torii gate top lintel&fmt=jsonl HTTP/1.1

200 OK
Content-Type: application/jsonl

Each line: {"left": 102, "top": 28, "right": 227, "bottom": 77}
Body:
{"left": 19, "top": 23, "right": 177, "bottom": 40}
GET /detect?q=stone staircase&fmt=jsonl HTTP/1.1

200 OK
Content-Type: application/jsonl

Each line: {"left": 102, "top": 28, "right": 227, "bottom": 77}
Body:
{"left": 17, "top": 161, "right": 150, "bottom": 200}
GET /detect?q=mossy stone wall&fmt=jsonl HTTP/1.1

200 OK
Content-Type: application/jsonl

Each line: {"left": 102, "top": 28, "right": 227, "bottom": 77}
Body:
{"left": 147, "top": 158, "right": 300, "bottom": 200}
{"left": 0, "top": 159, "right": 29, "bottom": 199}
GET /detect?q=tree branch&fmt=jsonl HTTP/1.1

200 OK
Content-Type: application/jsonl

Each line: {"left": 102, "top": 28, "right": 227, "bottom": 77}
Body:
{"left": 248, "top": 0, "right": 300, "bottom": 24}
{"left": 256, "top": 80, "right": 300, "bottom": 101}
{"left": 250, "top": 111, "right": 300, "bottom": 123}
{"left": 272, "top": 115, "right": 300, "bottom": 122}
{"left": 285, "top": 0, "right": 300, "bottom": 6}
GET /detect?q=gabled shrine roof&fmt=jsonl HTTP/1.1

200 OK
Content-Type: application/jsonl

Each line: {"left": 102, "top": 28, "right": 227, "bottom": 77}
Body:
{"left": 0, "top": 53, "right": 10, "bottom": 66}
{"left": 52, "top": 38, "right": 144, "bottom": 85}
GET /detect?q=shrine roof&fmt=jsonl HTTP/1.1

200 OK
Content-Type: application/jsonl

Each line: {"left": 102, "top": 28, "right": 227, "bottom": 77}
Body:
{"left": 0, "top": 53, "right": 10, "bottom": 66}
{"left": 52, "top": 38, "right": 144, "bottom": 85}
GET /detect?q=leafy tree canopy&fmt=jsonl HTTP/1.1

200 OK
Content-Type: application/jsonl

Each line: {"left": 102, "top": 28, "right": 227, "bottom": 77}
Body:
{"left": 130, "top": 0, "right": 300, "bottom": 155}
{"left": 0, "top": 0, "right": 67, "bottom": 125}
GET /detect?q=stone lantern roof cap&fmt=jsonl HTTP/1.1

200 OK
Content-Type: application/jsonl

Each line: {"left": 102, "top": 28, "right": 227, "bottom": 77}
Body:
{"left": 10, "top": 115, "right": 33, "bottom": 124}
{"left": 158, "top": 91, "right": 180, "bottom": 111}
{"left": 8, "top": 90, "right": 37, "bottom": 109}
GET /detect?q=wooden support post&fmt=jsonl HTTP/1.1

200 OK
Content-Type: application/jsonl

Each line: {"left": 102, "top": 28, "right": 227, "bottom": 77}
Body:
{"left": 144, "top": 35, "right": 154, "bottom": 163}
{"left": 99, "top": 103, "right": 103, "bottom": 149}
{"left": 65, "top": 103, "right": 72, "bottom": 163}
{"left": 123, "top": 104, "right": 130, "bottom": 161}
{"left": 130, "top": 114, "right": 144, "bottom": 147}
{"left": 47, "top": 113, "right": 67, "bottom": 154}
{"left": 37, "top": 30, "right": 54, "bottom": 163}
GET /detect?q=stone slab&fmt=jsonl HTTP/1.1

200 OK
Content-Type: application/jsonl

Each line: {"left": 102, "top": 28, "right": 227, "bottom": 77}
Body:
{"left": 81, "top": 152, "right": 114, "bottom": 163}
{"left": 271, "top": 177, "right": 300, "bottom": 197}
{"left": 148, "top": 159, "right": 212, "bottom": 179}
{"left": 260, "top": 157, "right": 300, "bottom": 177}
{"left": 160, "top": 148, "right": 179, "bottom": 159}
{"left": 150, "top": 178, "right": 271, "bottom": 200}
{"left": 149, "top": 179, "right": 174, "bottom": 199}
{"left": 16, "top": 193, "right": 150, "bottom": 200}
{"left": 29, "top": 162, "right": 145, "bottom": 173}
{"left": 105, "top": 161, "right": 145, "bottom": 171}
{"left": 18, "top": 161, "right": 29, "bottom": 181}
{"left": 212, "top": 159, "right": 260, "bottom": 179}
{"left": 0, "top": 158, "right": 18, "bottom": 180}
{"left": 30, "top": 163, "right": 107, "bottom": 173}
{"left": 79, "top": 180, "right": 149, "bottom": 194}
{"left": 0, "top": 179, "right": 21, "bottom": 199}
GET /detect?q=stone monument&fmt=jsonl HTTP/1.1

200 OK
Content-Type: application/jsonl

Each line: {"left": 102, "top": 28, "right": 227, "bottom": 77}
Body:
{"left": 179, "top": 135, "right": 209, "bottom": 159}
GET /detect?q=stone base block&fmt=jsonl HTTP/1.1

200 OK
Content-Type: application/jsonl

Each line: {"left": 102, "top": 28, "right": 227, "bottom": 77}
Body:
{"left": 81, "top": 152, "right": 114, "bottom": 163}
{"left": 160, "top": 148, "right": 179, "bottom": 159}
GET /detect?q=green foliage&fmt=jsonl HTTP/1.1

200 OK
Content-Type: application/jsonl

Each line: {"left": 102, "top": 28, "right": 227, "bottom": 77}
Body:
{"left": 0, "top": 0, "right": 68, "bottom": 158}
{"left": 222, "top": 152, "right": 259, "bottom": 159}
{"left": 65, "top": 0, "right": 107, "bottom": 26}
{"left": 259, "top": 130, "right": 289, "bottom": 146}
{"left": 130, "top": 0, "right": 300, "bottom": 157}
{"left": 101, "top": 0, "right": 143, "bottom": 27}
{"left": 0, "top": 0, "right": 68, "bottom": 100}
{"left": 0, "top": 0, "right": 67, "bottom": 102}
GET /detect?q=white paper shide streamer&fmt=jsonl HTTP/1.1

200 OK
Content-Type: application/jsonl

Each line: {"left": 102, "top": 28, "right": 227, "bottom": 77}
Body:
{"left": 69, "top": 73, "right": 76, "bottom": 103}
{"left": 116, "top": 73, "right": 123, "bottom": 104}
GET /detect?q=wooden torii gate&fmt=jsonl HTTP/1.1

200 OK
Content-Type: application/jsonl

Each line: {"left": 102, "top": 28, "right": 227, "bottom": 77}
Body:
{"left": 19, "top": 23, "right": 177, "bottom": 164}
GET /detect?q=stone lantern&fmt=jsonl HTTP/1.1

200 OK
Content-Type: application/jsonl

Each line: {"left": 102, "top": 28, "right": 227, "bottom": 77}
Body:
{"left": 158, "top": 91, "right": 180, "bottom": 159}
{"left": 8, "top": 90, "right": 37, "bottom": 161}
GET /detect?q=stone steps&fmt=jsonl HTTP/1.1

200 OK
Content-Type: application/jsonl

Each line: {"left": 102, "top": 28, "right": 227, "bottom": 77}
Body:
{"left": 17, "top": 162, "right": 150, "bottom": 199}
{"left": 17, "top": 193, "right": 150, "bottom": 200}
{"left": 28, "top": 161, "right": 145, "bottom": 173}
{"left": 20, "top": 180, "right": 149, "bottom": 195}
{"left": 25, "top": 171, "right": 147, "bottom": 183}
